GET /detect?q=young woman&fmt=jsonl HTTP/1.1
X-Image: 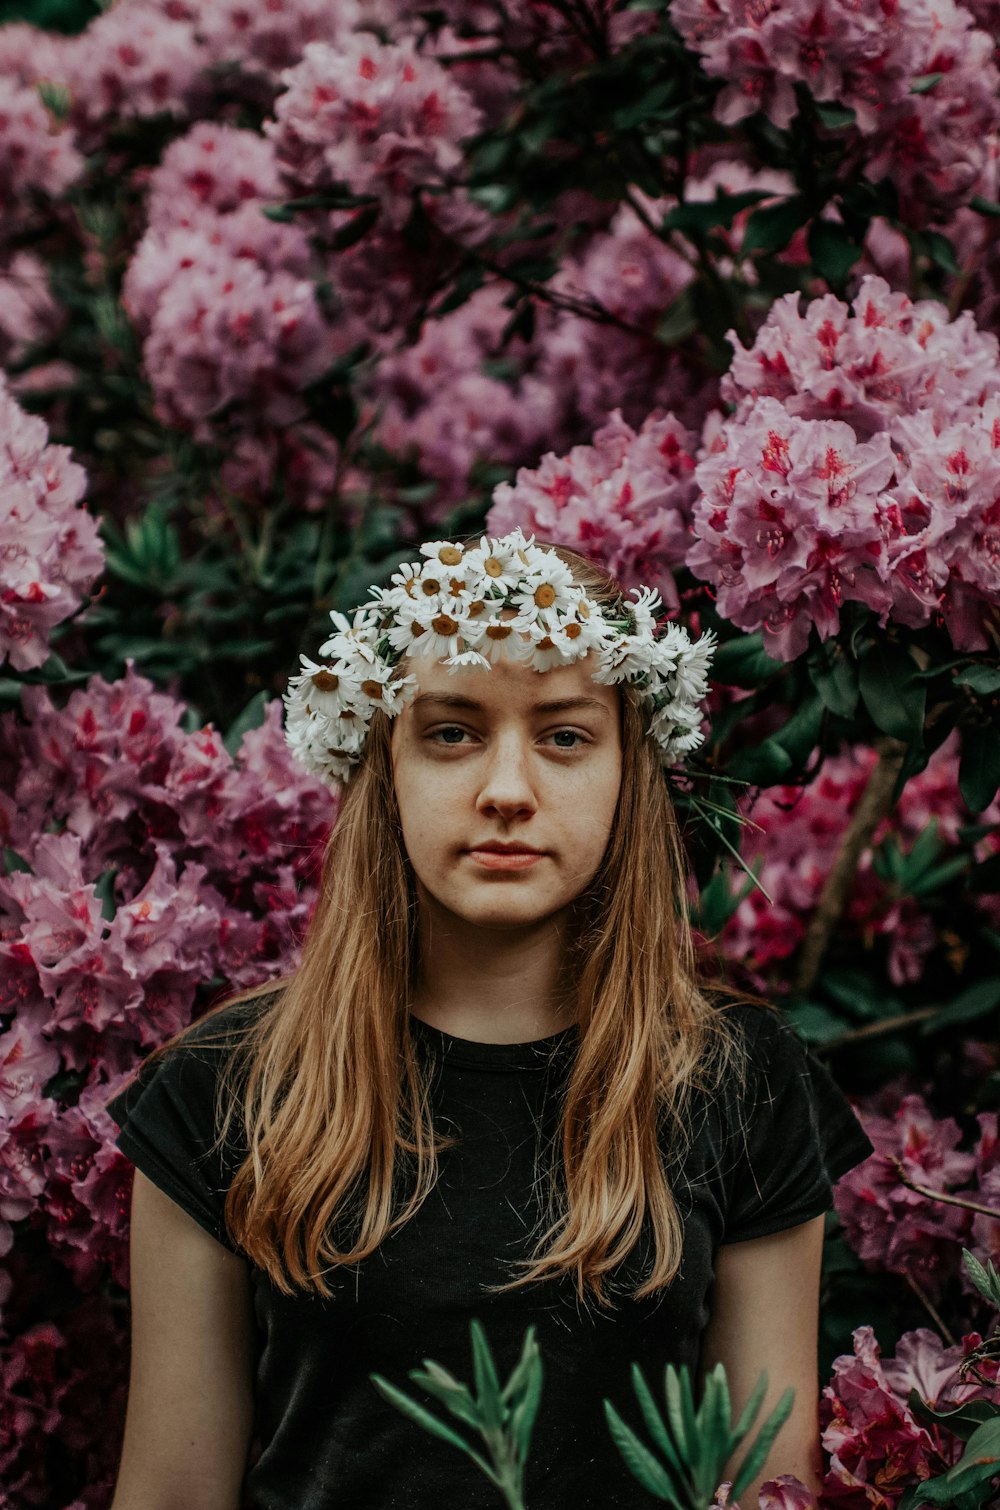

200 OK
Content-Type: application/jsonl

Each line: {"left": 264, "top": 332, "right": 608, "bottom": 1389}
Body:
{"left": 106, "top": 532, "right": 873, "bottom": 1510}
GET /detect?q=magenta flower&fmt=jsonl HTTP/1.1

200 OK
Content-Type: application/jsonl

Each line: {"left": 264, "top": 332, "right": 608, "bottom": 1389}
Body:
{"left": 0, "top": 74, "right": 83, "bottom": 217}
{"left": 144, "top": 121, "right": 286, "bottom": 230}
{"left": 0, "top": 376, "right": 101, "bottom": 673}
{"left": 61, "top": 3, "right": 206, "bottom": 144}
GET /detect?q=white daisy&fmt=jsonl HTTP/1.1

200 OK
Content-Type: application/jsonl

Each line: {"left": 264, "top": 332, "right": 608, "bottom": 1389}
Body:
{"left": 419, "top": 539, "right": 467, "bottom": 570}
{"left": 284, "top": 654, "right": 362, "bottom": 722}
{"left": 507, "top": 554, "right": 577, "bottom": 626}
{"left": 462, "top": 532, "right": 528, "bottom": 593}
{"left": 628, "top": 585, "right": 664, "bottom": 636}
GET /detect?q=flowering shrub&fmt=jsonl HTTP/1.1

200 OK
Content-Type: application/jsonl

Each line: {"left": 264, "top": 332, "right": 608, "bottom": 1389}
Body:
{"left": 0, "top": 0, "right": 997, "bottom": 1502}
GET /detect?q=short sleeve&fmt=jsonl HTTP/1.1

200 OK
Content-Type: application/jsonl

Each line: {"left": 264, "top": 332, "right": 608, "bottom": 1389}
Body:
{"left": 721, "top": 1006, "right": 875, "bottom": 1244}
{"left": 105, "top": 1001, "right": 264, "bottom": 1255}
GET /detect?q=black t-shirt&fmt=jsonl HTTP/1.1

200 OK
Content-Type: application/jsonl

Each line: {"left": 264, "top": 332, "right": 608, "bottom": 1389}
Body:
{"left": 105, "top": 994, "right": 874, "bottom": 1510}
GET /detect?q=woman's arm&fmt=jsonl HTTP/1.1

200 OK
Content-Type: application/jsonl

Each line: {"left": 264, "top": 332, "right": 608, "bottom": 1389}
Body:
{"left": 696, "top": 1214, "right": 826, "bottom": 1505}
{"left": 109, "top": 1171, "right": 257, "bottom": 1510}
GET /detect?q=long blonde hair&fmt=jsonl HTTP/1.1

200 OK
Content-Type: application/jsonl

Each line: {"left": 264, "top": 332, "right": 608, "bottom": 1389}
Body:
{"left": 116, "top": 543, "right": 771, "bottom": 1307}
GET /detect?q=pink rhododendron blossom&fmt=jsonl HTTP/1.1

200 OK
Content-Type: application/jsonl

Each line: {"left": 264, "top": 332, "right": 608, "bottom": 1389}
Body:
{"left": 758, "top": 1478, "right": 819, "bottom": 1510}
{"left": 689, "top": 277, "right": 1000, "bottom": 657}
{"left": 821, "top": 1324, "right": 998, "bottom": 1508}
{"left": 141, "top": 250, "right": 333, "bottom": 441}
{"left": 267, "top": 33, "right": 483, "bottom": 230}
{"left": 123, "top": 204, "right": 314, "bottom": 332}
{"left": 143, "top": 121, "right": 286, "bottom": 230}
{"left": 0, "top": 375, "right": 101, "bottom": 673}
{"left": 61, "top": 3, "right": 206, "bottom": 144}
{"left": 488, "top": 407, "right": 701, "bottom": 613}
{"left": 671, "top": 0, "right": 1000, "bottom": 221}
{"left": 0, "top": 251, "right": 64, "bottom": 369}
{"left": 369, "top": 283, "right": 555, "bottom": 509}
{"left": 0, "top": 75, "right": 83, "bottom": 218}
{"left": 195, "top": 0, "right": 359, "bottom": 77}
{"left": 834, "top": 1095, "right": 976, "bottom": 1293}
{"left": 0, "top": 21, "right": 73, "bottom": 88}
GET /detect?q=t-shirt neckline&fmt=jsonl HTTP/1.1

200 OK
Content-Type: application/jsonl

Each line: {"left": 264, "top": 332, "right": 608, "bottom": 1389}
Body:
{"left": 409, "top": 1013, "right": 579, "bottom": 1072}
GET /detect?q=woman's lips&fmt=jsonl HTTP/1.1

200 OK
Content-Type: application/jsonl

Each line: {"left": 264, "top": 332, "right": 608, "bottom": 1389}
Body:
{"left": 466, "top": 849, "right": 544, "bottom": 870}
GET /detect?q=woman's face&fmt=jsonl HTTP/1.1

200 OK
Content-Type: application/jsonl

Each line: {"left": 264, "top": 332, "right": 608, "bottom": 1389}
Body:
{"left": 390, "top": 651, "right": 623, "bottom": 933}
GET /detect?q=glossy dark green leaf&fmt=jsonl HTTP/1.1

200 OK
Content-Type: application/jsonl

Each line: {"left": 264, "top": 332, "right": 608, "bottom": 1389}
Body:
{"left": 742, "top": 196, "right": 808, "bottom": 255}
{"left": 955, "top": 666, "right": 1000, "bottom": 694}
{"left": 808, "top": 642, "right": 860, "bottom": 717}
{"left": 960, "top": 726, "right": 1000, "bottom": 812}
{"left": 709, "top": 634, "right": 784, "bottom": 688}
{"left": 815, "top": 101, "right": 857, "bottom": 129}
{"left": 858, "top": 640, "right": 925, "bottom": 743}
{"left": 660, "top": 189, "right": 771, "bottom": 236}
{"left": 910, "top": 72, "right": 944, "bottom": 93}
{"left": 907, "top": 1388, "right": 998, "bottom": 1443}
{"left": 808, "top": 219, "right": 862, "bottom": 286}
{"left": 918, "top": 977, "right": 1000, "bottom": 1036}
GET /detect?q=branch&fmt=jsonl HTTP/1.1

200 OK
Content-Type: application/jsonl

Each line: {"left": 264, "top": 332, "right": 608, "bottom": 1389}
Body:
{"left": 791, "top": 734, "right": 908, "bottom": 996}
{"left": 890, "top": 1162, "right": 1000, "bottom": 1222}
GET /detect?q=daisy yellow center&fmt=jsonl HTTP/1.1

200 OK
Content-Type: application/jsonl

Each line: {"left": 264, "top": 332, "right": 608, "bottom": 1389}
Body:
{"left": 564, "top": 622, "right": 582, "bottom": 639}
{"left": 537, "top": 635, "right": 555, "bottom": 651}
{"left": 484, "top": 556, "right": 503, "bottom": 577}
{"left": 467, "top": 599, "right": 485, "bottom": 617}
{"left": 534, "top": 583, "right": 556, "bottom": 608}
{"left": 439, "top": 545, "right": 463, "bottom": 565}
{"left": 341, "top": 708, "right": 357, "bottom": 720}
{"left": 486, "top": 624, "right": 512, "bottom": 640}
{"left": 310, "top": 670, "right": 339, "bottom": 691}
{"left": 422, "top": 577, "right": 441, "bottom": 596}
{"left": 360, "top": 679, "right": 383, "bottom": 700}
{"left": 432, "top": 614, "right": 459, "bottom": 635}
{"left": 449, "top": 576, "right": 465, "bottom": 594}
{"left": 578, "top": 601, "right": 590, "bottom": 618}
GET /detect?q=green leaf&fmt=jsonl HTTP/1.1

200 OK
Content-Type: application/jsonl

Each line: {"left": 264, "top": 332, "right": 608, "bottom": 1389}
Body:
{"left": 3, "top": 847, "right": 33, "bottom": 876}
{"left": 709, "top": 634, "right": 783, "bottom": 688}
{"left": 907, "top": 1388, "right": 998, "bottom": 1443}
{"left": 926, "top": 1416, "right": 1000, "bottom": 1500}
{"left": 922, "top": 230, "right": 960, "bottom": 275}
{"left": 659, "top": 189, "right": 772, "bottom": 236}
{"left": 603, "top": 1401, "right": 675, "bottom": 1500}
{"left": 223, "top": 692, "right": 270, "bottom": 757}
{"left": 962, "top": 1248, "right": 1000, "bottom": 1310}
{"left": 814, "top": 101, "right": 857, "bottom": 129}
{"left": 808, "top": 219, "right": 862, "bottom": 286}
{"left": 911, "top": 72, "right": 944, "bottom": 93}
{"left": 508, "top": 1353, "right": 544, "bottom": 1468}
{"left": 655, "top": 283, "right": 700, "bottom": 346}
{"left": 726, "top": 738, "right": 793, "bottom": 785}
{"left": 409, "top": 1362, "right": 482, "bottom": 1431}
{"left": 808, "top": 642, "right": 860, "bottom": 718}
{"left": 630, "top": 1364, "right": 684, "bottom": 1476}
{"left": 729, "top": 1371, "right": 768, "bottom": 1449}
{"left": 918, "top": 977, "right": 1000, "bottom": 1036}
{"left": 971, "top": 194, "right": 1000, "bottom": 218}
{"left": 470, "top": 1319, "right": 504, "bottom": 1433}
{"left": 858, "top": 640, "right": 925, "bottom": 743}
{"left": 742, "top": 197, "right": 808, "bottom": 255}
{"left": 955, "top": 666, "right": 1000, "bottom": 694}
{"left": 369, "top": 1376, "right": 496, "bottom": 1481}
{"left": 93, "top": 869, "right": 118, "bottom": 923}
{"left": 730, "top": 1386, "right": 795, "bottom": 1501}
{"left": 960, "top": 726, "right": 1000, "bottom": 812}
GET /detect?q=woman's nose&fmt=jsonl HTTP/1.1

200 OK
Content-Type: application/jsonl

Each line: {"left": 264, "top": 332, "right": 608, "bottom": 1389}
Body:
{"left": 474, "top": 732, "right": 538, "bottom": 820}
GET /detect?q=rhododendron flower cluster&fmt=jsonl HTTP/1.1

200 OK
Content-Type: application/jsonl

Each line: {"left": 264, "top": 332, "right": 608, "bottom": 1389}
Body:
{"left": 122, "top": 123, "right": 343, "bottom": 444}
{"left": 721, "top": 730, "right": 1000, "bottom": 989}
{"left": 487, "top": 409, "right": 701, "bottom": 615}
{"left": 368, "top": 283, "right": 556, "bottom": 509}
{"left": 836, "top": 1098, "right": 1000, "bottom": 1297}
{"left": 0, "top": 251, "right": 64, "bottom": 373}
{"left": 0, "top": 376, "right": 102, "bottom": 673}
{"left": 0, "top": 75, "right": 84, "bottom": 231}
{"left": 266, "top": 33, "right": 483, "bottom": 231}
{"left": 820, "top": 1324, "right": 999, "bottom": 1507}
{"left": 671, "top": 0, "right": 1000, "bottom": 220}
{"left": 61, "top": 3, "right": 208, "bottom": 145}
{"left": 688, "top": 276, "right": 1000, "bottom": 659}
{"left": 0, "top": 665, "right": 332, "bottom": 1309}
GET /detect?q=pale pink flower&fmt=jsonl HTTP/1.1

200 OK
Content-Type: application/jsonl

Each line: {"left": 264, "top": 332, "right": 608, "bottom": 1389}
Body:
{"left": 266, "top": 33, "right": 483, "bottom": 229}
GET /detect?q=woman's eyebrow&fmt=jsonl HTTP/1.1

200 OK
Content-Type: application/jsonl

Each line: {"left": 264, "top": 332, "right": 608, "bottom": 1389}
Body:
{"left": 410, "top": 692, "right": 611, "bottom": 716}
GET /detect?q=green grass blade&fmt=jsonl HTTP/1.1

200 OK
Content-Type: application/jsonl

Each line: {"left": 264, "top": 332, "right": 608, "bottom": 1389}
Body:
{"left": 470, "top": 1319, "right": 504, "bottom": 1432}
{"left": 730, "top": 1370, "right": 768, "bottom": 1449}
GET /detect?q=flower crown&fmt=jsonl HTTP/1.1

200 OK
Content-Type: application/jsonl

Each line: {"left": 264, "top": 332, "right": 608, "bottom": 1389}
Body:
{"left": 282, "top": 528, "right": 717, "bottom": 787}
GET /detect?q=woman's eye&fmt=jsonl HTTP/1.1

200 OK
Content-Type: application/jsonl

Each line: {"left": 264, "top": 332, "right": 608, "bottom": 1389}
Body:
{"left": 426, "top": 727, "right": 587, "bottom": 749}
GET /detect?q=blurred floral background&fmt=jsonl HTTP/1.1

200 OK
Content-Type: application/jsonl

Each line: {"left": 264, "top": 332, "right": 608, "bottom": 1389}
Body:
{"left": 1, "top": 0, "right": 999, "bottom": 1505}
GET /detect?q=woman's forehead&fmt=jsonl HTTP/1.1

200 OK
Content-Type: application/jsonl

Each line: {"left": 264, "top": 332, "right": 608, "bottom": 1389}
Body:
{"left": 403, "top": 653, "right": 618, "bottom": 712}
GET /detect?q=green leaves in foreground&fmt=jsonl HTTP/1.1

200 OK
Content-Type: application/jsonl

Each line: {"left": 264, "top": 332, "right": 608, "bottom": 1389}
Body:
{"left": 370, "top": 1320, "right": 543, "bottom": 1510}
{"left": 604, "top": 1361, "right": 794, "bottom": 1508}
